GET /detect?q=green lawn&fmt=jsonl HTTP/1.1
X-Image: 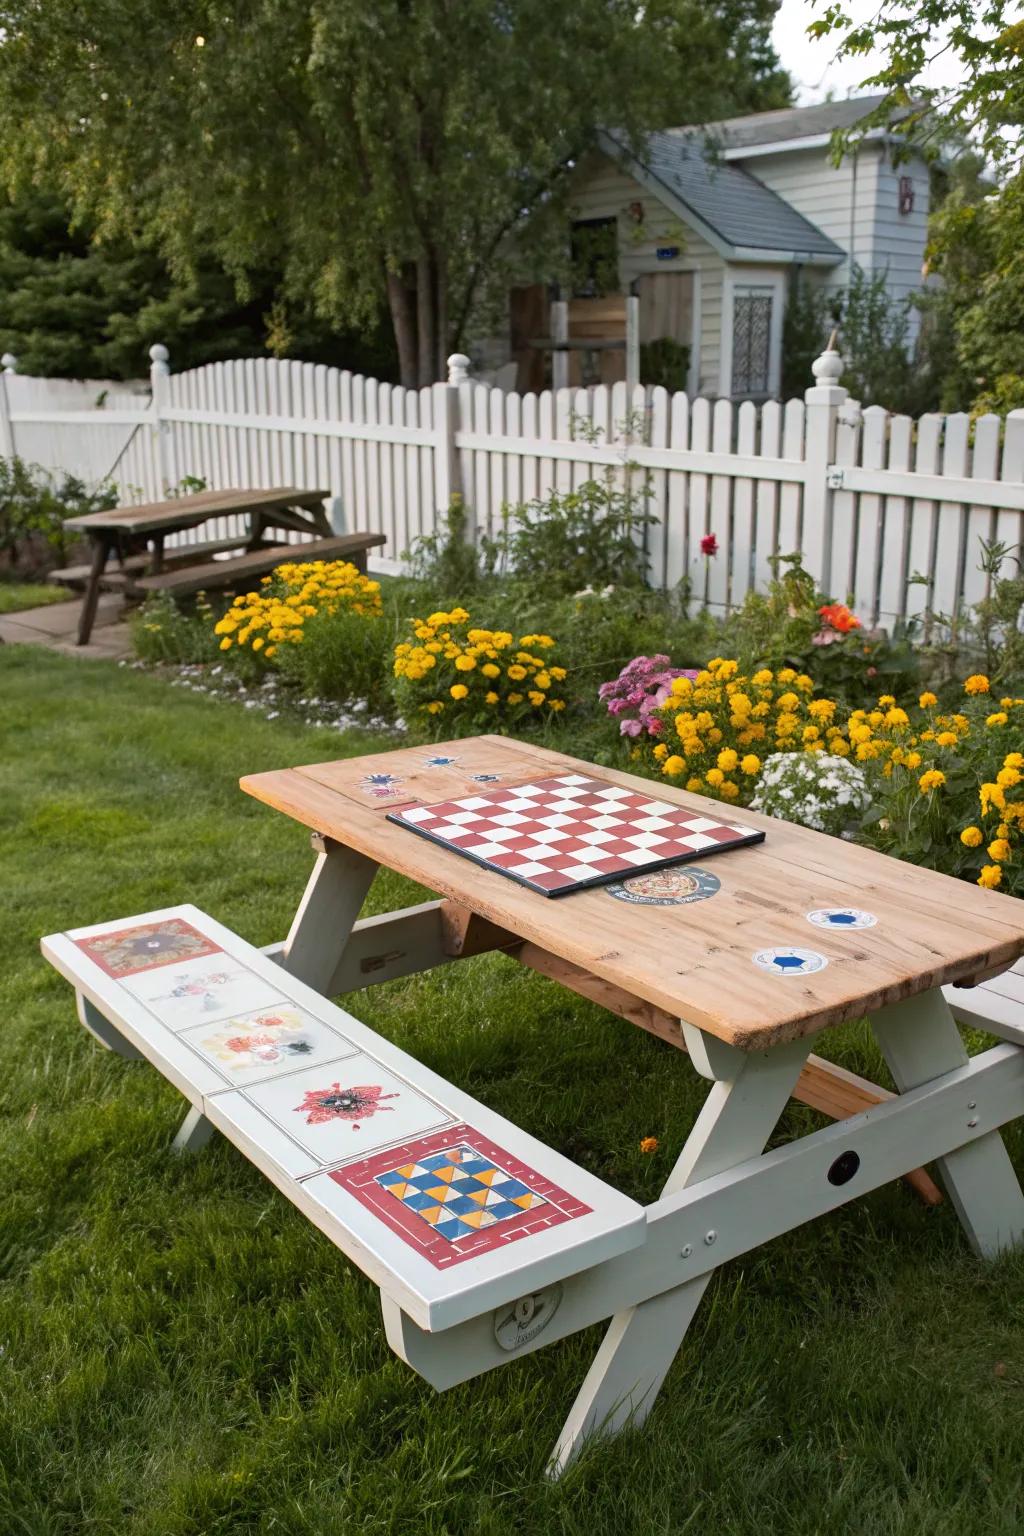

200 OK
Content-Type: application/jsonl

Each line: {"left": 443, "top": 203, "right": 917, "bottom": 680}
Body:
{"left": 2, "top": 644, "right": 1024, "bottom": 1535}
{"left": 0, "top": 580, "right": 67, "bottom": 614}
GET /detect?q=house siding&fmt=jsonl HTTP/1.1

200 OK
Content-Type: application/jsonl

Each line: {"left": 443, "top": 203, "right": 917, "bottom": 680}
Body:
{"left": 571, "top": 154, "right": 726, "bottom": 395}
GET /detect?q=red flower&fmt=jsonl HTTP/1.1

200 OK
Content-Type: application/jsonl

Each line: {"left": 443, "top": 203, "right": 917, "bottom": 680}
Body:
{"left": 818, "top": 602, "right": 861, "bottom": 634}
{"left": 295, "top": 1082, "right": 398, "bottom": 1128}
{"left": 700, "top": 533, "right": 718, "bottom": 557}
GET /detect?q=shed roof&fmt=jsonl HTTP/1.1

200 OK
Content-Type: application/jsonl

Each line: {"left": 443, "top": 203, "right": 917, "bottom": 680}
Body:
{"left": 696, "top": 94, "right": 904, "bottom": 153}
{"left": 600, "top": 130, "right": 844, "bottom": 265}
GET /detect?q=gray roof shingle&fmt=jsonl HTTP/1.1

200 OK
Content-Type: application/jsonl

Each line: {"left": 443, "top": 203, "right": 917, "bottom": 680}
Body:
{"left": 697, "top": 94, "right": 899, "bottom": 152}
{"left": 603, "top": 130, "right": 844, "bottom": 262}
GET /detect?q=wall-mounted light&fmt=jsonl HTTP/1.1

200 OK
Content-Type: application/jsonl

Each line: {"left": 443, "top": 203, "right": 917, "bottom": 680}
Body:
{"left": 899, "top": 176, "right": 914, "bottom": 215}
{"left": 627, "top": 201, "right": 644, "bottom": 224}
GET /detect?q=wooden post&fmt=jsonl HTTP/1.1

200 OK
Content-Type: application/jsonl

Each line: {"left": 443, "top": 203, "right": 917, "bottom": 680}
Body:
{"left": 802, "top": 331, "right": 847, "bottom": 590}
{"left": 0, "top": 353, "right": 17, "bottom": 462}
{"left": 433, "top": 354, "right": 467, "bottom": 532}
{"left": 625, "top": 294, "right": 640, "bottom": 396}
{"left": 149, "top": 342, "right": 177, "bottom": 495}
{"left": 551, "top": 299, "right": 569, "bottom": 393}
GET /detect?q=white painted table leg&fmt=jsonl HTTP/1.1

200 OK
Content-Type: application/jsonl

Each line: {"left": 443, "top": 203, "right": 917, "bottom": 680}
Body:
{"left": 872, "top": 988, "right": 1024, "bottom": 1258}
{"left": 280, "top": 835, "right": 378, "bottom": 994}
{"left": 76, "top": 992, "right": 144, "bottom": 1059}
{"left": 171, "top": 1104, "right": 217, "bottom": 1155}
{"left": 546, "top": 1032, "right": 811, "bottom": 1478}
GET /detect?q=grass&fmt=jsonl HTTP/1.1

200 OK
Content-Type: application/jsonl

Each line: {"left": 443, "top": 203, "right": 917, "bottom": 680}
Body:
{"left": 2, "top": 644, "right": 1024, "bottom": 1535}
{"left": 0, "top": 580, "right": 67, "bottom": 614}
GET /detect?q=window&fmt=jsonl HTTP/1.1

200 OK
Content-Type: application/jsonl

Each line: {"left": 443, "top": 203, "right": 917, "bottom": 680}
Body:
{"left": 730, "top": 286, "right": 774, "bottom": 397}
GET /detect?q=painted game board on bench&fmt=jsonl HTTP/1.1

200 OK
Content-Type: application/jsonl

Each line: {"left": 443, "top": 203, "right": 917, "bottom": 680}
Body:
{"left": 389, "top": 773, "right": 764, "bottom": 896}
{"left": 42, "top": 905, "right": 643, "bottom": 1329}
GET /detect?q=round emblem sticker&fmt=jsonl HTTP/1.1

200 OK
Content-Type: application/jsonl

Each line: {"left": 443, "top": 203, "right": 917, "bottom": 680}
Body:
{"left": 807, "top": 908, "right": 877, "bottom": 930}
{"left": 752, "top": 947, "right": 829, "bottom": 976}
{"left": 607, "top": 867, "right": 721, "bottom": 907}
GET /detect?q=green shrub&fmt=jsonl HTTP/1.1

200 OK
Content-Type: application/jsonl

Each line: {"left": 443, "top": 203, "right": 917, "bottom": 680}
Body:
{"left": 131, "top": 591, "right": 222, "bottom": 666}
{"left": 483, "top": 474, "right": 656, "bottom": 599}
{"left": 0, "top": 456, "right": 117, "bottom": 569}
{"left": 274, "top": 597, "right": 397, "bottom": 710}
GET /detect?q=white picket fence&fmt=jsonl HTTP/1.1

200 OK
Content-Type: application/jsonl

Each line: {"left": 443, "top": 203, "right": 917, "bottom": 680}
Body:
{"left": 2, "top": 344, "right": 1023, "bottom": 626}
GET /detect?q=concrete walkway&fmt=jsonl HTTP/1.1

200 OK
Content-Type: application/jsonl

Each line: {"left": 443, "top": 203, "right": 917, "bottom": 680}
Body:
{"left": 0, "top": 594, "right": 134, "bottom": 660}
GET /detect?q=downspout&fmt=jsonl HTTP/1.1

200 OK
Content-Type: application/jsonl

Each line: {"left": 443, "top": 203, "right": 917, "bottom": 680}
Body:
{"left": 848, "top": 148, "right": 858, "bottom": 280}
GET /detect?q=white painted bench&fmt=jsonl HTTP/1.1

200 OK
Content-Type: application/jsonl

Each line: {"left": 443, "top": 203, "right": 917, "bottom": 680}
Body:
{"left": 41, "top": 904, "right": 644, "bottom": 1333}
{"left": 945, "top": 959, "right": 1024, "bottom": 1047}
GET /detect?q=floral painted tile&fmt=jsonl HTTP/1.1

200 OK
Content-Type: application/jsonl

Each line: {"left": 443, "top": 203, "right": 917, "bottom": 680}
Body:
{"left": 119, "top": 950, "right": 286, "bottom": 1030}
{"left": 181, "top": 1004, "right": 358, "bottom": 1086}
{"left": 242, "top": 1053, "right": 452, "bottom": 1162}
{"left": 74, "top": 918, "right": 221, "bottom": 979}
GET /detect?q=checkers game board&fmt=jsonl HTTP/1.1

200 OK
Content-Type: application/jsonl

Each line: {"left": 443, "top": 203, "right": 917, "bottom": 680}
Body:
{"left": 387, "top": 773, "right": 764, "bottom": 896}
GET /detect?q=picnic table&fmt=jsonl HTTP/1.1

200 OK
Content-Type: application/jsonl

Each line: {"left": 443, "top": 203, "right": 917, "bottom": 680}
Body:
{"left": 240, "top": 734, "right": 1024, "bottom": 1473}
{"left": 60, "top": 486, "right": 380, "bottom": 645}
{"left": 43, "top": 733, "right": 1024, "bottom": 1478}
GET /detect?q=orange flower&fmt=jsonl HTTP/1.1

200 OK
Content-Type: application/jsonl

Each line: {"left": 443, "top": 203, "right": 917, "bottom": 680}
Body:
{"left": 818, "top": 601, "right": 861, "bottom": 634}
{"left": 639, "top": 1136, "right": 659, "bottom": 1154}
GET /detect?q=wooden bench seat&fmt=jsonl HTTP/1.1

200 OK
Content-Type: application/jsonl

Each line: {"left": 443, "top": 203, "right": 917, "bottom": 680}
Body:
{"left": 49, "top": 537, "right": 271, "bottom": 590}
{"left": 41, "top": 904, "right": 644, "bottom": 1333}
{"left": 130, "top": 532, "right": 386, "bottom": 598}
{"left": 945, "top": 959, "right": 1024, "bottom": 1046}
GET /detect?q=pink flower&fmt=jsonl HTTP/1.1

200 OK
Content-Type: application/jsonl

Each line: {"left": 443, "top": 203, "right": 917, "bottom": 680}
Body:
{"left": 700, "top": 533, "right": 718, "bottom": 557}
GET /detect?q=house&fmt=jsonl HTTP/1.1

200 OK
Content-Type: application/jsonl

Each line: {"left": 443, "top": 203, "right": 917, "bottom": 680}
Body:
{"left": 499, "top": 96, "right": 930, "bottom": 400}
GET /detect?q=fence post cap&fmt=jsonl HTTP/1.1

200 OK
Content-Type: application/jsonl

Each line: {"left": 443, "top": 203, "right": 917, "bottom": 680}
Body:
{"left": 1, "top": 352, "right": 17, "bottom": 373}
{"left": 447, "top": 353, "right": 471, "bottom": 385}
{"left": 811, "top": 331, "right": 844, "bottom": 387}
{"left": 149, "top": 343, "right": 170, "bottom": 374}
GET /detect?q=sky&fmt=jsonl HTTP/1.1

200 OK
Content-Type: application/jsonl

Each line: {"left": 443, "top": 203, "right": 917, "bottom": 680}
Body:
{"left": 772, "top": 0, "right": 968, "bottom": 105}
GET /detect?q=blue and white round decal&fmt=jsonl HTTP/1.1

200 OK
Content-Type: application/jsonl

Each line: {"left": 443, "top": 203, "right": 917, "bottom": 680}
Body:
{"left": 752, "top": 947, "right": 829, "bottom": 976}
{"left": 807, "top": 908, "right": 877, "bottom": 930}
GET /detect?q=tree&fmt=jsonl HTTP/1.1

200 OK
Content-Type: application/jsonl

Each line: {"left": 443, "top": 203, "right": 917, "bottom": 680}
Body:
{"left": 0, "top": 0, "right": 791, "bottom": 389}
{"left": 0, "top": 189, "right": 397, "bottom": 380}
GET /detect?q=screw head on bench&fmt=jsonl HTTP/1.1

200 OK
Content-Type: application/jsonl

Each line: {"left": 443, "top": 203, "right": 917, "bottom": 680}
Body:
{"left": 827, "top": 1149, "right": 861, "bottom": 1186}
{"left": 704, "top": 1230, "right": 717, "bottom": 1246}
{"left": 680, "top": 1243, "right": 693, "bottom": 1259}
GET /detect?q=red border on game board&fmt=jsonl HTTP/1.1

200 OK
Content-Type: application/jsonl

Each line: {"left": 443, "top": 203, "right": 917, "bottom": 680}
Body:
{"left": 328, "top": 1122, "right": 593, "bottom": 1270}
{"left": 73, "top": 919, "right": 223, "bottom": 978}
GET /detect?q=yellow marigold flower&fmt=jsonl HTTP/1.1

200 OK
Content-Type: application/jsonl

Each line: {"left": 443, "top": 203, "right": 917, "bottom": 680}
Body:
{"left": 988, "top": 838, "right": 1012, "bottom": 862}
{"left": 730, "top": 692, "right": 752, "bottom": 715}
{"left": 720, "top": 780, "right": 740, "bottom": 799}
{"left": 670, "top": 676, "right": 692, "bottom": 696}
{"left": 685, "top": 776, "right": 704, "bottom": 792}
{"left": 850, "top": 723, "right": 873, "bottom": 744}
{"left": 705, "top": 767, "right": 725, "bottom": 787}
{"left": 534, "top": 672, "right": 551, "bottom": 689}
{"left": 507, "top": 664, "right": 527, "bottom": 681}
{"left": 960, "top": 826, "right": 983, "bottom": 848}
{"left": 219, "top": 637, "right": 232, "bottom": 651}
{"left": 981, "top": 782, "right": 1006, "bottom": 815}
{"left": 251, "top": 636, "right": 264, "bottom": 651}
{"left": 653, "top": 743, "right": 669, "bottom": 761}
{"left": 708, "top": 727, "right": 723, "bottom": 744}
{"left": 997, "top": 823, "right": 1011, "bottom": 840}
{"left": 776, "top": 691, "right": 799, "bottom": 711}
{"left": 964, "top": 674, "right": 990, "bottom": 695}
{"left": 884, "top": 707, "right": 909, "bottom": 727}
{"left": 935, "top": 732, "right": 958, "bottom": 748}
{"left": 426, "top": 701, "right": 445, "bottom": 715}
{"left": 919, "top": 691, "right": 938, "bottom": 708}
{"left": 808, "top": 699, "right": 835, "bottom": 721}
{"left": 740, "top": 754, "right": 761, "bottom": 775}
{"left": 777, "top": 668, "right": 797, "bottom": 684}
{"left": 454, "top": 654, "right": 476, "bottom": 672}
{"left": 485, "top": 691, "right": 499, "bottom": 705}
{"left": 997, "top": 767, "right": 1022, "bottom": 788}
{"left": 831, "top": 737, "right": 851, "bottom": 757}
{"left": 878, "top": 694, "right": 896, "bottom": 707}
{"left": 1005, "top": 753, "right": 1024, "bottom": 770}
{"left": 548, "top": 698, "right": 565, "bottom": 711}
{"left": 752, "top": 669, "right": 773, "bottom": 685}
{"left": 717, "top": 748, "right": 738, "bottom": 772}
{"left": 265, "top": 645, "right": 276, "bottom": 658}
{"left": 918, "top": 769, "right": 945, "bottom": 794}
{"left": 507, "top": 692, "right": 523, "bottom": 705}
{"left": 803, "top": 725, "right": 819, "bottom": 742}
{"left": 986, "top": 712, "right": 1008, "bottom": 727}
{"left": 795, "top": 674, "right": 814, "bottom": 692}
{"left": 639, "top": 1136, "right": 659, "bottom": 1154}
{"left": 904, "top": 751, "right": 922, "bottom": 770}
{"left": 550, "top": 666, "right": 567, "bottom": 681}
{"left": 716, "top": 660, "right": 739, "bottom": 679}
{"left": 450, "top": 683, "right": 469, "bottom": 700}
{"left": 528, "top": 690, "right": 544, "bottom": 706}
{"left": 978, "top": 865, "right": 1003, "bottom": 889}
{"left": 662, "top": 755, "right": 686, "bottom": 777}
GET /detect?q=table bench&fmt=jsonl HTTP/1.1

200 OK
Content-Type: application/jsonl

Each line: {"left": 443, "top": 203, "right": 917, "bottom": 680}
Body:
{"left": 42, "top": 903, "right": 643, "bottom": 1333}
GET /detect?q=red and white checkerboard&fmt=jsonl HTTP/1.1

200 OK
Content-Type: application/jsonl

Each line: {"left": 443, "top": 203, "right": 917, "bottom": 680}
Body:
{"left": 387, "top": 773, "right": 764, "bottom": 896}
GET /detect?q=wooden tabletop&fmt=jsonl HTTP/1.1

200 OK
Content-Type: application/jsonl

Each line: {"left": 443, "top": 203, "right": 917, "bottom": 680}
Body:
{"left": 240, "top": 736, "right": 1024, "bottom": 1051}
{"left": 64, "top": 486, "right": 329, "bottom": 535}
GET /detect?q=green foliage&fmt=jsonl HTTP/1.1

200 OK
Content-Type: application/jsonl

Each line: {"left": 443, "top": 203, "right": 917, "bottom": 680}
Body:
{"left": 0, "top": 455, "right": 117, "bottom": 569}
{"left": 274, "top": 598, "right": 397, "bottom": 712}
{"left": 484, "top": 476, "right": 656, "bottom": 598}
{"left": 639, "top": 336, "right": 691, "bottom": 392}
{"left": 781, "top": 274, "right": 834, "bottom": 400}
{"left": 131, "top": 591, "right": 223, "bottom": 666}
{"left": 405, "top": 496, "right": 483, "bottom": 596}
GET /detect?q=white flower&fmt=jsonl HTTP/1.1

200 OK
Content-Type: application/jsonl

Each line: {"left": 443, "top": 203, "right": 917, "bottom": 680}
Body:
{"left": 750, "top": 753, "right": 869, "bottom": 837}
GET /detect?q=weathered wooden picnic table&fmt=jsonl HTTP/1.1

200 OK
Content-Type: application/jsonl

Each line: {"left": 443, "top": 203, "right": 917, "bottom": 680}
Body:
{"left": 61, "top": 486, "right": 344, "bottom": 645}
{"left": 43, "top": 734, "right": 1024, "bottom": 1479}
{"left": 235, "top": 734, "right": 1024, "bottom": 1474}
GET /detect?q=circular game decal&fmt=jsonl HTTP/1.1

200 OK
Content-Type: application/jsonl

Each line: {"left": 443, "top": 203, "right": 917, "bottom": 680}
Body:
{"left": 752, "top": 947, "right": 829, "bottom": 977}
{"left": 607, "top": 867, "right": 721, "bottom": 907}
{"left": 807, "top": 908, "right": 877, "bottom": 930}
